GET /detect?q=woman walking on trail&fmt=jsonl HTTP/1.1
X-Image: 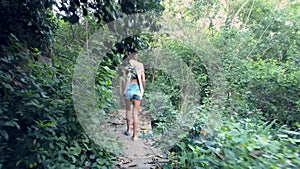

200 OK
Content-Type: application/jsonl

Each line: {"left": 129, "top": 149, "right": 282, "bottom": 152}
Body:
{"left": 122, "top": 52, "right": 146, "bottom": 141}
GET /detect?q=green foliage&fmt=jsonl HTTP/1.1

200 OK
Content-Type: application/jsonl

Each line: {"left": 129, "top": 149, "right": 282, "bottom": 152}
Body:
{"left": 158, "top": 1, "right": 300, "bottom": 168}
{"left": 0, "top": 0, "right": 56, "bottom": 55}
{"left": 120, "top": 0, "right": 164, "bottom": 14}
{"left": 145, "top": 85, "right": 179, "bottom": 132}
{"left": 1, "top": 0, "right": 299, "bottom": 168}
{"left": 57, "top": 0, "right": 164, "bottom": 23}
{"left": 165, "top": 115, "right": 300, "bottom": 169}
{"left": 95, "top": 58, "right": 119, "bottom": 113}
{"left": 163, "top": 39, "right": 210, "bottom": 103}
{"left": 190, "top": 0, "right": 220, "bottom": 24}
{"left": 210, "top": 0, "right": 300, "bottom": 125}
{"left": 245, "top": 59, "right": 299, "bottom": 123}
{"left": 0, "top": 29, "right": 115, "bottom": 169}
{"left": 221, "top": 56, "right": 300, "bottom": 125}
{"left": 237, "top": 0, "right": 273, "bottom": 25}
{"left": 143, "top": 37, "right": 210, "bottom": 133}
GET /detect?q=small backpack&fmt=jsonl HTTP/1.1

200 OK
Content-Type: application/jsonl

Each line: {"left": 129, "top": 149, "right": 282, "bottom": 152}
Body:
{"left": 126, "top": 62, "right": 138, "bottom": 79}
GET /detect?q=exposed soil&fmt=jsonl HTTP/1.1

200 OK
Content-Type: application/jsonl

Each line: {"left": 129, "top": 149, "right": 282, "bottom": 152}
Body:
{"left": 107, "top": 109, "right": 168, "bottom": 169}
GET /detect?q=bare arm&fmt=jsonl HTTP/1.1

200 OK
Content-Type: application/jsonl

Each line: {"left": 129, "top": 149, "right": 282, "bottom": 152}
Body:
{"left": 122, "top": 71, "right": 126, "bottom": 93}
{"left": 141, "top": 71, "right": 146, "bottom": 89}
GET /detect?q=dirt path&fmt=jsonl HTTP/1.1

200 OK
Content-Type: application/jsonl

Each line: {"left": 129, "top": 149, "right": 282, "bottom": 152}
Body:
{"left": 107, "top": 109, "right": 168, "bottom": 169}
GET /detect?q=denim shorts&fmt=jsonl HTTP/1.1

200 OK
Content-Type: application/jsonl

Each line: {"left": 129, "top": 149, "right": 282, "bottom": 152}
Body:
{"left": 124, "top": 83, "right": 142, "bottom": 100}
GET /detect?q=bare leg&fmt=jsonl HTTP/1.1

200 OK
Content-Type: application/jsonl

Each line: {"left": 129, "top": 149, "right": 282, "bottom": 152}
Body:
{"left": 125, "top": 99, "right": 131, "bottom": 134}
{"left": 132, "top": 99, "right": 141, "bottom": 140}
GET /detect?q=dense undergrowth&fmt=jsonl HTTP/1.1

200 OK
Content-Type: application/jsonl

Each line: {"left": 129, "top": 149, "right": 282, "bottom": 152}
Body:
{"left": 143, "top": 35, "right": 300, "bottom": 168}
{"left": 0, "top": 35, "right": 115, "bottom": 168}
{"left": 164, "top": 113, "right": 300, "bottom": 168}
{"left": 147, "top": 1, "right": 300, "bottom": 168}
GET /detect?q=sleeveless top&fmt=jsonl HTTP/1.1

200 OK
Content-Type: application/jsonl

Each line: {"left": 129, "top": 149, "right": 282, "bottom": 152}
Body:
{"left": 123, "top": 59, "right": 144, "bottom": 96}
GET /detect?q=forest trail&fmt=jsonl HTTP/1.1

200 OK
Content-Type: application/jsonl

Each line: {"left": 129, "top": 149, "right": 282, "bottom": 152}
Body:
{"left": 107, "top": 109, "right": 168, "bottom": 169}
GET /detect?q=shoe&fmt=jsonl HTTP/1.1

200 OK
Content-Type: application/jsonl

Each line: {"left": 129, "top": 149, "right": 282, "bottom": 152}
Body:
{"left": 124, "top": 130, "right": 130, "bottom": 136}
